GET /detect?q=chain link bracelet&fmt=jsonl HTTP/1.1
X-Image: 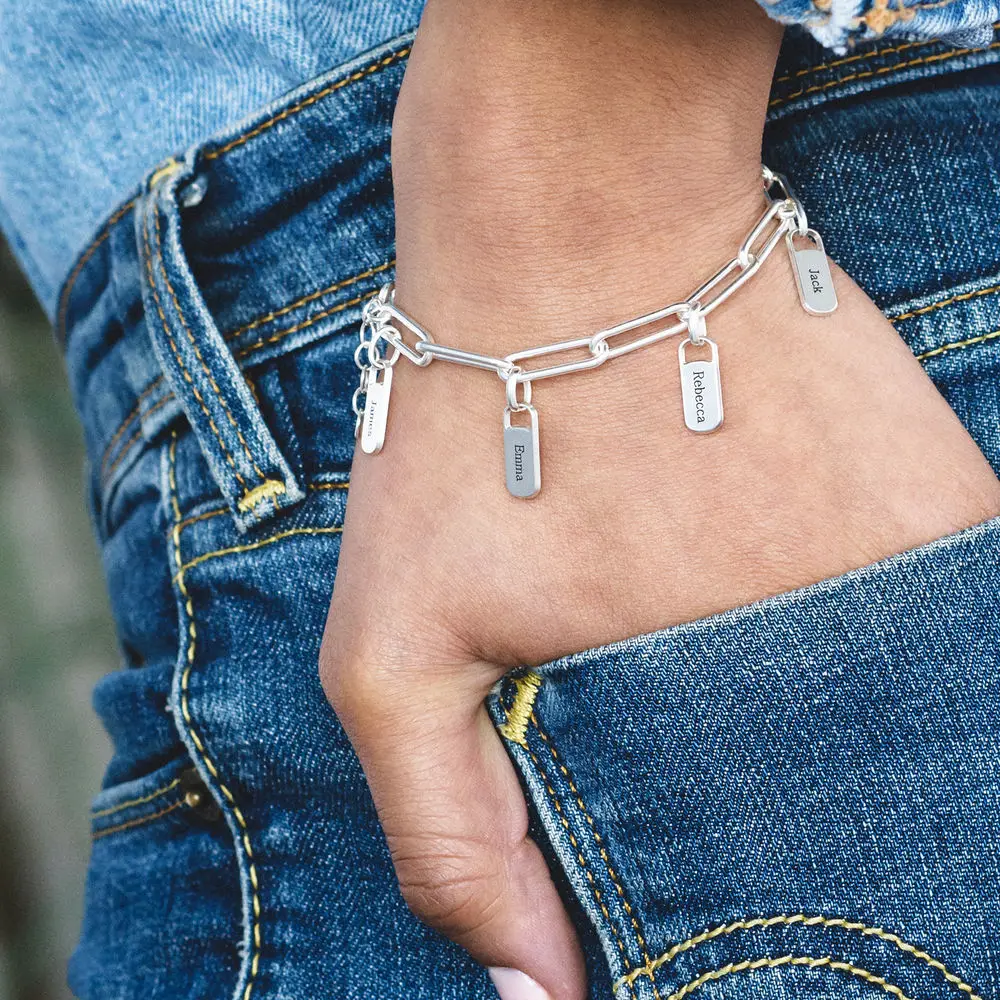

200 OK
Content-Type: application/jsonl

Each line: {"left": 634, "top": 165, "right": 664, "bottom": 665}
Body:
{"left": 352, "top": 167, "right": 837, "bottom": 499}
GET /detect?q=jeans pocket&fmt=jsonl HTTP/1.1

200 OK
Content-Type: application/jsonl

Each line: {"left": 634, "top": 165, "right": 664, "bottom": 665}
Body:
{"left": 491, "top": 515, "right": 1000, "bottom": 1000}
{"left": 71, "top": 756, "right": 239, "bottom": 1000}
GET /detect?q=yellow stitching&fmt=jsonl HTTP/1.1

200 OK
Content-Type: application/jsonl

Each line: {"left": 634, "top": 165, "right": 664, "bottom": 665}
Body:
{"left": 57, "top": 197, "right": 137, "bottom": 342}
{"left": 237, "top": 479, "right": 287, "bottom": 513}
{"left": 143, "top": 209, "right": 250, "bottom": 491}
{"left": 524, "top": 743, "right": 638, "bottom": 999}
{"left": 769, "top": 40, "right": 1000, "bottom": 108}
{"left": 153, "top": 208, "right": 270, "bottom": 488}
{"left": 175, "top": 525, "right": 343, "bottom": 577}
{"left": 224, "top": 261, "right": 395, "bottom": 341}
{"left": 659, "top": 954, "right": 914, "bottom": 1000}
{"left": 91, "top": 777, "right": 181, "bottom": 818}
{"left": 204, "top": 48, "right": 411, "bottom": 161}
{"left": 497, "top": 673, "right": 542, "bottom": 746}
{"left": 169, "top": 435, "right": 262, "bottom": 1000}
{"left": 149, "top": 158, "right": 182, "bottom": 188}
{"left": 103, "top": 392, "right": 174, "bottom": 482}
{"left": 235, "top": 290, "right": 380, "bottom": 360}
{"left": 917, "top": 326, "right": 1000, "bottom": 361}
{"left": 614, "top": 914, "right": 984, "bottom": 999}
{"left": 892, "top": 281, "right": 1000, "bottom": 324}
{"left": 532, "top": 717, "right": 659, "bottom": 998}
{"left": 173, "top": 482, "right": 348, "bottom": 533}
{"left": 92, "top": 799, "right": 184, "bottom": 840}
{"left": 176, "top": 506, "right": 229, "bottom": 531}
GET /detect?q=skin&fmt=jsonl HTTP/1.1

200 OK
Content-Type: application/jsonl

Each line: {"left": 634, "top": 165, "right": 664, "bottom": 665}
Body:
{"left": 320, "top": 1, "right": 1000, "bottom": 996}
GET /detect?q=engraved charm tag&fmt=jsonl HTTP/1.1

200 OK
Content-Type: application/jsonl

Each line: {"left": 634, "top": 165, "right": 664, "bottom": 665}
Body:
{"left": 679, "top": 337, "right": 724, "bottom": 433}
{"left": 360, "top": 366, "right": 392, "bottom": 454}
{"left": 788, "top": 231, "right": 838, "bottom": 315}
{"left": 503, "top": 404, "right": 541, "bottom": 498}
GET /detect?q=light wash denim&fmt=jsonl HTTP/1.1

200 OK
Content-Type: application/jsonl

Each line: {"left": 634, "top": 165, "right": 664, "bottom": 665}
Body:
{"left": 48, "top": 21, "right": 1000, "bottom": 998}
{"left": 2, "top": 0, "right": 999, "bottom": 320}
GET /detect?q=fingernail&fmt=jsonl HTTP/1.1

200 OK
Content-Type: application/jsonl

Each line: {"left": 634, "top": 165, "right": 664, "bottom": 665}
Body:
{"left": 488, "top": 967, "right": 551, "bottom": 1000}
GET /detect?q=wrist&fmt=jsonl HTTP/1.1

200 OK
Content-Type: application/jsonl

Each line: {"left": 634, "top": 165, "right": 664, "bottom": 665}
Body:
{"left": 392, "top": 0, "right": 784, "bottom": 354}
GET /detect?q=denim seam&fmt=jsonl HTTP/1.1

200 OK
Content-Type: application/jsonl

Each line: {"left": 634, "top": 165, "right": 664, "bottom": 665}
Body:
{"left": 174, "top": 524, "right": 343, "bottom": 578}
{"left": 91, "top": 777, "right": 181, "bottom": 818}
{"left": 168, "top": 434, "right": 263, "bottom": 1000}
{"left": 523, "top": 738, "right": 640, "bottom": 1000}
{"left": 91, "top": 798, "right": 184, "bottom": 841}
{"left": 143, "top": 206, "right": 252, "bottom": 494}
{"left": 615, "top": 914, "right": 984, "bottom": 1000}
{"left": 202, "top": 47, "right": 411, "bottom": 161}
{"left": 56, "top": 197, "right": 138, "bottom": 341}
{"left": 773, "top": 33, "right": 951, "bottom": 83}
{"left": 769, "top": 38, "right": 1000, "bottom": 108}
{"left": 234, "top": 289, "right": 381, "bottom": 361}
{"left": 531, "top": 716, "right": 662, "bottom": 1000}
{"left": 917, "top": 326, "right": 1000, "bottom": 361}
{"left": 224, "top": 260, "right": 395, "bottom": 342}
{"left": 151, "top": 206, "right": 277, "bottom": 499}
{"left": 658, "top": 953, "right": 915, "bottom": 1000}
{"left": 892, "top": 281, "right": 1000, "bottom": 325}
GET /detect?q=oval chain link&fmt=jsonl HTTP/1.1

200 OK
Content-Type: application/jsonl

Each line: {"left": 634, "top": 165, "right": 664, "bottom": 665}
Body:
{"left": 357, "top": 173, "right": 806, "bottom": 392}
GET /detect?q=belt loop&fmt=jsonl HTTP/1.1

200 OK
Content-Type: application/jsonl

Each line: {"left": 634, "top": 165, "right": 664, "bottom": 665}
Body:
{"left": 136, "top": 153, "right": 305, "bottom": 532}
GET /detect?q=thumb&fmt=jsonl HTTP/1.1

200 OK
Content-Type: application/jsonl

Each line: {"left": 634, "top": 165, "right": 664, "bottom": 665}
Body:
{"left": 320, "top": 650, "right": 587, "bottom": 1000}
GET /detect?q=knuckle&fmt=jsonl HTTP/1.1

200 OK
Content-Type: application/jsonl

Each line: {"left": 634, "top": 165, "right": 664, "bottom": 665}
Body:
{"left": 390, "top": 834, "right": 509, "bottom": 940}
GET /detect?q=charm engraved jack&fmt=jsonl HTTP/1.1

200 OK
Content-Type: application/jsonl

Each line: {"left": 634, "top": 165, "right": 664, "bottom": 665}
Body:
{"left": 788, "top": 230, "right": 838, "bottom": 315}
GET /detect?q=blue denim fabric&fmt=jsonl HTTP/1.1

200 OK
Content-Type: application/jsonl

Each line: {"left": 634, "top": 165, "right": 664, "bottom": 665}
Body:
{"left": 57, "top": 25, "right": 1000, "bottom": 1000}
{"left": 3, "top": 1, "right": 999, "bottom": 322}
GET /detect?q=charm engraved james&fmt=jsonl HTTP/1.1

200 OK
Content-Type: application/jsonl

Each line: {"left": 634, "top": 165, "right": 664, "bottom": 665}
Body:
{"left": 503, "top": 404, "right": 541, "bottom": 498}
{"left": 678, "top": 337, "right": 724, "bottom": 433}
{"left": 788, "top": 231, "right": 838, "bottom": 315}
{"left": 360, "top": 366, "right": 392, "bottom": 454}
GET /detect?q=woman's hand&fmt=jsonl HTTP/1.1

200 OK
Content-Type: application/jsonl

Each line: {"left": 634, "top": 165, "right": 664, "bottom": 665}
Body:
{"left": 320, "top": 2, "right": 1000, "bottom": 997}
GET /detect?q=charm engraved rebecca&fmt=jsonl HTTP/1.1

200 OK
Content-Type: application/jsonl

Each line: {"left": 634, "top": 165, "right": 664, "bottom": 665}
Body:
{"left": 360, "top": 366, "right": 392, "bottom": 454}
{"left": 503, "top": 404, "right": 541, "bottom": 498}
{"left": 788, "top": 230, "right": 838, "bottom": 315}
{"left": 678, "top": 337, "right": 723, "bottom": 433}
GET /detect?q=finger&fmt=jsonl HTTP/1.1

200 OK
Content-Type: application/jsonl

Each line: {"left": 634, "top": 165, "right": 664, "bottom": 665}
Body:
{"left": 320, "top": 651, "right": 587, "bottom": 1000}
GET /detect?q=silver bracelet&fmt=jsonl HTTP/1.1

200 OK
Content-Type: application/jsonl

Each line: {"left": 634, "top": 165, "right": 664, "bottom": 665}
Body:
{"left": 352, "top": 167, "right": 837, "bottom": 499}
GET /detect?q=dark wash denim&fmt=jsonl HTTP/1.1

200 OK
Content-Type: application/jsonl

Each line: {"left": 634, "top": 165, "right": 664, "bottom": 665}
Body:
{"left": 62, "top": 26, "right": 1000, "bottom": 1000}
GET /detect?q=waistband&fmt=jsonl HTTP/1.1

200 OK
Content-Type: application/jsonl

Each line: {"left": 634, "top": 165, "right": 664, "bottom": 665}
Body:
{"left": 62, "top": 33, "right": 411, "bottom": 532}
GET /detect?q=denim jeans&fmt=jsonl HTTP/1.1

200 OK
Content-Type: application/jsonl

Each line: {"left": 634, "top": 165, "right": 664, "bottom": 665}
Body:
{"left": 64, "top": 27, "right": 1000, "bottom": 1000}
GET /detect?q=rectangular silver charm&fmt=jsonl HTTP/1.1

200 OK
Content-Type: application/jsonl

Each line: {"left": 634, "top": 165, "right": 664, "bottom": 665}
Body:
{"left": 679, "top": 338, "right": 724, "bottom": 433}
{"left": 504, "top": 404, "right": 541, "bottom": 498}
{"left": 788, "top": 232, "right": 838, "bottom": 315}
{"left": 360, "top": 366, "right": 392, "bottom": 454}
